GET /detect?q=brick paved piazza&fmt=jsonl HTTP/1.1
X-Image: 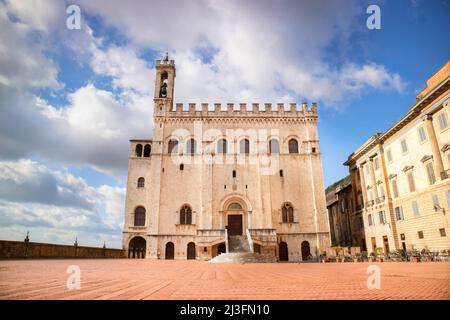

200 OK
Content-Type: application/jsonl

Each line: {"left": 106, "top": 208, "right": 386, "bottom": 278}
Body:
{"left": 0, "top": 260, "right": 449, "bottom": 300}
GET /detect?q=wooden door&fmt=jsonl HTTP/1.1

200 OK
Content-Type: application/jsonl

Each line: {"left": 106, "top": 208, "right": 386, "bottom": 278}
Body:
{"left": 228, "top": 215, "right": 243, "bottom": 236}
{"left": 165, "top": 242, "right": 174, "bottom": 260}
{"left": 187, "top": 242, "right": 196, "bottom": 260}
{"left": 301, "top": 241, "right": 311, "bottom": 261}
{"left": 279, "top": 242, "right": 288, "bottom": 261}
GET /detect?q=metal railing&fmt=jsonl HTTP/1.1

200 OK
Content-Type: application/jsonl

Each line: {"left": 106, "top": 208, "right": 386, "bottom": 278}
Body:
{"left": 246, "top": 229, "right": 254, "bottom": 253}
{"left": 224, "top": 228, "right": 229, "bottom": 253}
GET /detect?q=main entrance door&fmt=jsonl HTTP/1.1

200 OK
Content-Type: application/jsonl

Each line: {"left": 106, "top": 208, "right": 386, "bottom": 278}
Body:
{"left": 227, "top": 215, "right": 243, "bottom": 236}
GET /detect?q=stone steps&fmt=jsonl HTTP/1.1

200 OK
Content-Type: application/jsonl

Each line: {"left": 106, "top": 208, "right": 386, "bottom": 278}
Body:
{"left": 209, "top": 252, "right": 277, "bottom": 264}
{"left": 228, "top": 235, "right": 250, "bottom": 253}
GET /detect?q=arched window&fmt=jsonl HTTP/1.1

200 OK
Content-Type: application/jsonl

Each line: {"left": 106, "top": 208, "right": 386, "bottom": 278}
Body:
{"left": 180, "top": 205, "right": 192, "bottom": 224}
{"left": 227, "top": 202, "right": 242, "bottom": 210}
{"left": 269, "top": 139, "right": 279, "bottom": 154}
{"left": 217, "top": 139, "right": 227, "bottom": 154}
{"left": 134, "top": 206, "right": 146, "bottom": 226}
{"left": 240, "top": 139, "right": 250, "bottom": 154}
{"left": 186, "top": 138, "right": 196, "bottom": 155}
{"left": 135, "top": 144, "right": 143, "bottom": 157}
{"left": 137, "top": 177, "right": 145, "bottom": 188}
{"left": 168, "top": 139, "right": 178, "bottom": 154}
{"left": 143, "top": 144, "right": 151, "bottom": 157}
{"left": 282, "top": 202, "right": 294, "bottom": 223}
{"left": 288, "top": 139, "right": 299, "bottom": 154}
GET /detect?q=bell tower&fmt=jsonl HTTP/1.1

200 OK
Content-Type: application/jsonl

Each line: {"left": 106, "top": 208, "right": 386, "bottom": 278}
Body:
{"left": 154, "top": 52, "right": 176, "bottom": 116}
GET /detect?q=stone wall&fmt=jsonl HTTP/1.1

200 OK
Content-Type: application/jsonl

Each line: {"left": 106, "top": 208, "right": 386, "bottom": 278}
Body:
{"left": 0, "top": 240, "right": 125, "bottom": 259}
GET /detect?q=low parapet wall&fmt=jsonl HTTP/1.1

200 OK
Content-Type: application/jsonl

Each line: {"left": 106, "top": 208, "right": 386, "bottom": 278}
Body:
{"left": 0, "top": 240, "right": 125, "bottom": 259}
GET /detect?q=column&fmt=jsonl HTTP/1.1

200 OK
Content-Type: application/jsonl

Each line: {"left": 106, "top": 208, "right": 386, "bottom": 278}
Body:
{"left": 424, "top": 115, "right": 445, "bottom": 180}
{"left": 358, "top": 163, "right": 368, "bottom": 207}
{"left": 369, "top": 158, "right": 379, "bottom": 201}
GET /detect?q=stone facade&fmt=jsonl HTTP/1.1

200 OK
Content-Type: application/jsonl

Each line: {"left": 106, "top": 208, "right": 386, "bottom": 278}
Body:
{"left": 344, "top": 61, "right": 450, "bottom": 254}
{"left": 325, "top": 176, "right": 366, "bottom": 250}
{"left": 122, "top": 57, "right": 331, "bottom": 261}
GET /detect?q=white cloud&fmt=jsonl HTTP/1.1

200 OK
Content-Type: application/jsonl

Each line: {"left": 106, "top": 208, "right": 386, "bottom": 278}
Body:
{"left": 0, "top": 4, "right": 60, "bottom": 89}
{"left": 5, "top": 0, "right": 64, "bottom": 32}
{"left": 90, "top": 44, "right": 155, "bottom": 94}
{"left": 0, "top": 160, "right": 125, "bottom": 247}
{"left": 77, "top": 0, "right": 406, "bottom": 106}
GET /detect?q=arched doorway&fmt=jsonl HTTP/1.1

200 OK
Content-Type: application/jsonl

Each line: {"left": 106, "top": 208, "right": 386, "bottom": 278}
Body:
{"left": 279, "top": 241, "right": 288, "bottom": 261}
{"left": 165, "top": 242, "right": 174, "bottom": 260}
{"left": 128, "top": 236, "right": 146, "bottom": 259}
{"left": 301, "top": 241, "right": 311, "bottom": 261}
{"left": 187, "top": 242, "right": 196, "bottom": 260}
{"left": 218, "top": 243, "right": 226, "bottom": 255}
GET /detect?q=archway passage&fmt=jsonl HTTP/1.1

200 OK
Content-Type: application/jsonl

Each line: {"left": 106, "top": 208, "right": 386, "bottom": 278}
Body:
{"left": 187, "top": 242, "right": 196, "bottom": 260}
{"left": 217, "top": 243, "right": 226, "bottom": 255}
{"left": 128, "top": 236, "right": 146, "bottom": 259}
{"left": 227, "top": 215, "right": 243, "bottom": 236}
{"left": 279, "top": 241, "right": 288, "bottom": 261}
{"left": 301, "top": 241, "right": 311, "bottom": 261}
{"left": 165, "top": 242, "right": 174, "bottom": 260}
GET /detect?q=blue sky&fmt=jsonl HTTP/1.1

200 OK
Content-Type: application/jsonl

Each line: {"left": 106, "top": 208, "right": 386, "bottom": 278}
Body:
{"left": 0, "top": 0, "right": 448, "bottom": 248}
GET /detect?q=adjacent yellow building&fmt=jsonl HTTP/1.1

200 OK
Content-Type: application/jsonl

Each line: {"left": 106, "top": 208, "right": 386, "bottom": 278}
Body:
{"left": 345, "top": 61, "right": 450, "bottom": 254}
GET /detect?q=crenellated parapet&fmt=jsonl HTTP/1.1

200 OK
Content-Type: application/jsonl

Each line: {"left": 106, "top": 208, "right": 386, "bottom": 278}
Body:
{"left": 155, "top": 102, "right": 318, "bottom": 119}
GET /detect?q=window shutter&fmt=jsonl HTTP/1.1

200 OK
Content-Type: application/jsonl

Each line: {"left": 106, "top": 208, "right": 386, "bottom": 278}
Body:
{"left": 445, "top": 190, "right": 450, "bottom": 208}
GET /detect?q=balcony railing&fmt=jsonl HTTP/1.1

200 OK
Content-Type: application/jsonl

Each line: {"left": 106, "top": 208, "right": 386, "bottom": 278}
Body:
{"left": 376, "top": 196, "right": 385, "bottom": 204}
{"left": 249, "top": 229, "right": 277, "bottom": 236}
{"left": 196, "top": 229, "right": 225, "bottom": 237}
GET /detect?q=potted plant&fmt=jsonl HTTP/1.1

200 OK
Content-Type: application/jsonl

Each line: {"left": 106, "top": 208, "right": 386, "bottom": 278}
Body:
{"left": 375, "top": 247, "right": 384, "bottom": 262}
{"left": 331, "top": 246, "right": 343, "bottom": 262}
{"left": 410, "top": 249, "right": 420, "bottom": 262}
{"left": 319, "top": 251, "right": 327, "bottom": 263}
{"left": 360, "top": 251, "right": 368, "bottom": 262}
{"left": 353, "top": 252, "right": 361, "bottom": 262}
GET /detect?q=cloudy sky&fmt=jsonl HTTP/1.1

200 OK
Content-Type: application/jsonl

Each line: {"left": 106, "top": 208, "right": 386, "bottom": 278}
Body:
{"left": 0, "top": 0, "right": 449, "bottom": 248}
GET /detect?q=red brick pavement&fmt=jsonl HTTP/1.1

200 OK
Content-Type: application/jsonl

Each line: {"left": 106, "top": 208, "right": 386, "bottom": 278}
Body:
{"left": 0, "top": 260, "right": 449, "bottom": 300}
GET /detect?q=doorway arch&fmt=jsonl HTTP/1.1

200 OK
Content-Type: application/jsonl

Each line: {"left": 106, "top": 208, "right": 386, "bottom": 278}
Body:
{"left": 187, "top": 242, "right": 196, "bottom": 260}
{"left": 301, "top": 241, "right": 311, "bottom": 261}
{"left": 220, "top": 194, "right": 252, "bottom": 236}
{"left": 217, "top": 243, "right": 226, "bottom": 255}
{"left": 279, "top": 241, "right": 288, "bottom": 261}
{"left": 128, "top": 236, "right": 146, "bottom": 259}
{"left": 165, "top": 242, "right": 174, "bottom": 260}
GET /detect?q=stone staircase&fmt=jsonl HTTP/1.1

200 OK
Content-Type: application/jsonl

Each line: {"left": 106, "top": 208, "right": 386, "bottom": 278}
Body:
{"left": 209, "top": 235, "right": 277, "bottom": 263}
{"left": 228, "top": 235, "right": 250, "bottom": 252}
